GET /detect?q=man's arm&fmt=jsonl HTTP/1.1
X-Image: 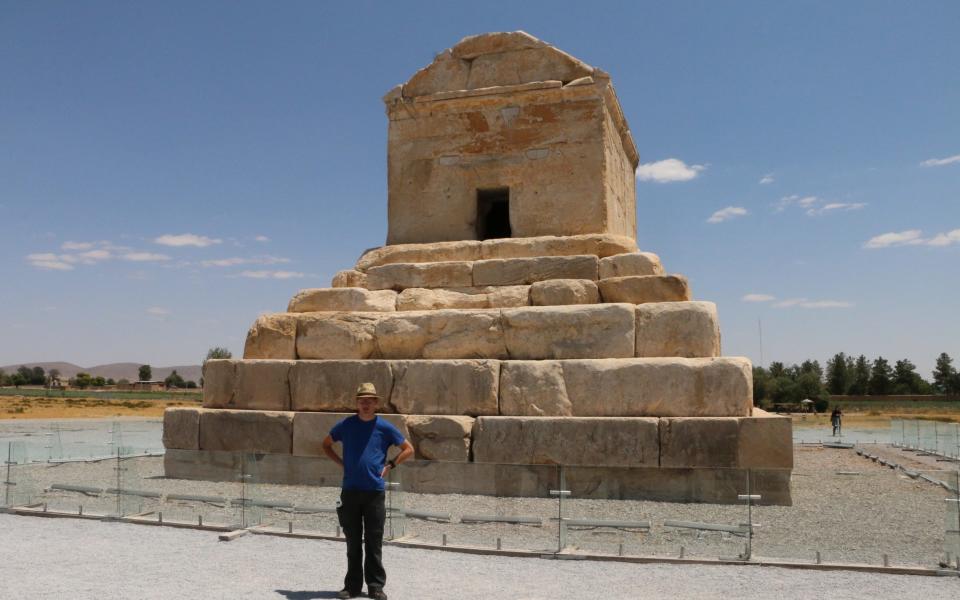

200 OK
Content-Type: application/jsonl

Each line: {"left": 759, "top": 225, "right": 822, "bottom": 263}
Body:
{"left": 381, "top": 439, "right": 414, "bottom": 478}
{"left": 321, "top": 435, "right": 343, "bottom": 468}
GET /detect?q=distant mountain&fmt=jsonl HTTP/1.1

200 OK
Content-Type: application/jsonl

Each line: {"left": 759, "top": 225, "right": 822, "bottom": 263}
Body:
{"left": 0, "top": 361, "right": 202, "bottom": 383}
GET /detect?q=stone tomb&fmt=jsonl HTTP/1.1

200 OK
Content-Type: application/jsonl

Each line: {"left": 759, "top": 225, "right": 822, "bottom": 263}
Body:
{"left": 163, "top": 31, "right": 792, "bottom": 504}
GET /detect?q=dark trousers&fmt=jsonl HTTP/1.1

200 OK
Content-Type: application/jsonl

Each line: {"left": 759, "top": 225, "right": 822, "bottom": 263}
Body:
{"left": 337, "top": 490, "right": 386, "bottom": 592}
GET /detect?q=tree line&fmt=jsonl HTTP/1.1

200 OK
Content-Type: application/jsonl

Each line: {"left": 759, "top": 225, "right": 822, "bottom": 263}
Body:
{"left": 754, "top": 352, "right": 959, "bottom": 409}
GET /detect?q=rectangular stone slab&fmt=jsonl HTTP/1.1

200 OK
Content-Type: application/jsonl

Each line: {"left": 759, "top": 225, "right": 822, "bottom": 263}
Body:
{"left": 243, "top": 314, "right": 298, "bottom": 359}
{"left": 599, "top": 252, "right": 663, "bottom": 278}
{"left": 290, "top": 360, "right": 395, "bottom": 413}
{"left": 374, "top": 309, "right": 508, "bottom": 359}
{"left": 202, "top": 359, "right": 236, "bottom": 408}
{"left": 738, "top": 408, "right": 793, "bottom": 469}
{"left": 499, "top": 358, "right": 752, "bottom": 417}
{"left": 199, "top": 409, "right": 293, "bottom": 454}
{"left": 659, "top": 417, "right": 740, "bottom": 468}
{"left": 473, "top": 255, "right": 599, "bottom": 286}
{"left": 478, "top": 234, "right": 637, "bottom": 260}
{"left": 356, "top": 240, "right": 483, "bottom": 271}
{"left": 635, "top": 301, "right": 721, "bottom": 358}
{"left": 366, "top": 261, "right": 474, "bottom": 291}
{"left": 404, "top": 415, "right": 474, "bottom": 461}
{"left": 598, "top": 275, "right": 691, "bottom": 304}
{"left": 529, "top": 279, "right": 599, "bottom": 306}
{"left": 163, "top": 407, "right": 203, "bottom": 450}
{"left": 287, "top": 288, "right": 397, "bottom": 312}
{"left": 391, "top": 359, "right": 500, "bottom": 416}
{"left": 295, "top": 313, "right": 383, "bottom": 359}
{"left": 472, "top": 416, "right": 659, "bottom": 467}
{"left": 501, "top": 304, "right": 635, "bottom": 359}
{"left": 396, "top": 286, "right": 530, "bottom": 310}
{"left": 228, "top": 360, "right": 293, "bottom": 411}
{"left": 292, "top": 411, "right": 410, "bottom": 457}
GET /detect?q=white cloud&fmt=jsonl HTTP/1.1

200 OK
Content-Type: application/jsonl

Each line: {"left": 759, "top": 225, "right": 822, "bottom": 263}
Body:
{"left": 920, "top": 154, "right": 960, "bottom": 167}
{"left": 153, "top": 233, "right": 223, "bottom": 247}
{"left": 742, "top": 294, "right": 775, "bottom": 302}
{"left": 146, "top": 306, "right": 171, "bottom": 316}
{"left": 759, "top": 174, "right": 775, "bottom": 185}
{"left": 77, "top": 249, "right": 112, "bottom": 263}
{"left": 707, "top": 206, "right": 748, "bottom": 224}
{"left": 774, "top": 297, "right": 854, "bottom": 309}
{"left": 122, "top": 252, "right": 171, "bottom": 262}
{"left": 636, "top": 158, "right": 706, "bottom": 183}
{"left": 200, "top": 255, "right": 290, "bottom": 268}
{"left": 25, "top": 253, "right": 74, "bottom": 271}
{"left": 254, "top": 235, "right": 270, "bottom": 243}
{"left": 865, "top": 228, "right": 960, "bottom": 249}
{"left": 240, "top": 270, "right": 305, "bottom": 280}
{"left": 806, "top": 202, "right": 867, "bottom": 217}
{"left": 61, "top": 241, "right": 94, "bottom": 251}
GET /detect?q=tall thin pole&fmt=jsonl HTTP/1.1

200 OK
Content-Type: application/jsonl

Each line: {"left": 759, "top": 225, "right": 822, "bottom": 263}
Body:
{"left": 758, "top": 319, "right": 765, "bottom": 367}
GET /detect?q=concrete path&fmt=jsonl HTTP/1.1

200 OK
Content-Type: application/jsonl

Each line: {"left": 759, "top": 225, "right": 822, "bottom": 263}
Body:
{"left": 2, "top": 514, "right": 959, "bottom": 599}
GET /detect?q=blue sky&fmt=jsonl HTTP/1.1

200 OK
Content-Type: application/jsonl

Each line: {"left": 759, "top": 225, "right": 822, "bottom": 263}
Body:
{"left": 1, "top": 1, "right": 957, "bottom": 376}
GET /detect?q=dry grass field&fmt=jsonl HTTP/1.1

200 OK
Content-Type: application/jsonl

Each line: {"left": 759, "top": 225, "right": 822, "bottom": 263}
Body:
{"left": 0, "top": 394, "right": 201, "bottom": 419}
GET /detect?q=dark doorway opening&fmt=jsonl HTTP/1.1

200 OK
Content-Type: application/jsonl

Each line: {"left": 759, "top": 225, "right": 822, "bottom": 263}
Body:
{"left": 476, "top": 187, "right": 511, "bottom": 240}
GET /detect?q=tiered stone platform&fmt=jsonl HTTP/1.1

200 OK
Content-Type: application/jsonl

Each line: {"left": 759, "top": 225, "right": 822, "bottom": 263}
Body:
{"left": 165, "top": 234, "right": 793, "bottom": 504}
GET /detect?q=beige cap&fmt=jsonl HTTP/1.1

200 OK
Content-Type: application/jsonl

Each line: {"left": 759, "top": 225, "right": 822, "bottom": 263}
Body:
{"left": 355, "top": 382, "right": 379, "bottom": 399}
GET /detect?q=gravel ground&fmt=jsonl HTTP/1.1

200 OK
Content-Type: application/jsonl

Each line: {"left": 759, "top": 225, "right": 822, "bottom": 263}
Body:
{"left": 6, "top": 445, "right": 958, "bottom": 569}
{"left": 2, "top": 513, "right": 959, "bottom": 600}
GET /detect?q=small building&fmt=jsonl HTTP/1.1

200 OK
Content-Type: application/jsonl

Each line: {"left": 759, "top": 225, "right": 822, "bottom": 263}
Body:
{"left": 118, "top": 380, "right": 167, "bottom": 392}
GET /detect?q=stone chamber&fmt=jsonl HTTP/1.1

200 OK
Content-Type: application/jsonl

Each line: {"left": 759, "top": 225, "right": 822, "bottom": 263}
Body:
{"left": 162, "top": 31, "right": 793, "bottom": 504}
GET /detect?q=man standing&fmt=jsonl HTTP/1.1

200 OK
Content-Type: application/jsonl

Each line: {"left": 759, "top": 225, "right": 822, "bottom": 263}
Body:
{"left": 322, "top": 382, "right": 414, "bottom": 600}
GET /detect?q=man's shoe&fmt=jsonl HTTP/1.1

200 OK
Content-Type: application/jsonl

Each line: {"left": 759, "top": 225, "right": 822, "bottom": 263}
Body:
{"left": 368, "top": 589, "right": 388, "bottom": 600}
{"left": 336, "top": 589, "right": 360, "bottom": 599}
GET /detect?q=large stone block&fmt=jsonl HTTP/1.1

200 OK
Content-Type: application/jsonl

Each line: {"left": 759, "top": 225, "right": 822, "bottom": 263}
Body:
{"left": 295, "top": 313, "right": 382, "bottom": 359}
{"left": 405, "top": 415, "right": 474, "bottom": 461}
{"left": 243, "top": 314, "right": 298, "bottom": 359}
{"left": 289, "top": 360, "right": 395, "bottom": 413}
{"left": 501, "top": 304, "right": 635, "bottom": 359}
{"left": 635, "top": 301, "right": 721, "bottom": 358}
{"left": 701, "top": 357, "right": 753, "bottom": 416}
{"left": 738, "top": 408, "right": 793, "bottom": 469}
{"left": 659, "top": 417, "right": 740, "bottom": 468}
{"left": 202, "top": 359, "right": 236, "bottom": 408}
{"left": 162, "top": 407, "right": 202, "bottom": 450}
{"left": 598, "top": 275, "right": 691, "bottom": 304}
{"left": 473, "top": 255, "right": 599, "bottom": 286}
{"left": 395, "top": 286, "right": 530, "bottom": 311}
{"left": 366, "top": 261, "right": 473, "bottom": 291}
{"left": 356, "top": 240, "right": 482, "bottom": 271}
{"left": 227, "top": 360, "right": 294, "bottom": 411}
{"left": 288, "top": 288, "right": 397, "bottom": 312}
{"left": 331, "top": 269, "right": 368, "bottom": 288}
{"left": 292, "top": 412, "right": 409, "bottom": 457}
{"left": 479, "top": 234, "right": 637, "bottom": 260}
{"left": 472, "top": 417, "right": 659, "bottom": 467}
{"left": 199, "top": 409, "right": 293, "bottom": 454}
{"left": 498, "top": 361, "right": 571, "bottom": 416}
{"left": 599, "top": 252, "right": 663, "bottom": 278}
{"left": 374, "top": 310, "right": 507, "bottom": 359}
{"left": 391, "top": 360, "right": 500, "bottom": 416}
{"left": 529, "top": 279, "right": 599, "bottom": 306}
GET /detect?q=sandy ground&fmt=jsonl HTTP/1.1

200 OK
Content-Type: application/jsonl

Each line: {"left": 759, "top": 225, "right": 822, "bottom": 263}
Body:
{"left": 0, "top": 394, "right": 199, "bottom": 419}
{"left": 2, "top": 513, "right": 959, "bottom": 600}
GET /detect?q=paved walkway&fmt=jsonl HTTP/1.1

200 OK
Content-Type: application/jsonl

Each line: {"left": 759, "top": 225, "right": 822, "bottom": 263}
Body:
{"left": 3, "top": 514, "right": 959, "bottom": 599}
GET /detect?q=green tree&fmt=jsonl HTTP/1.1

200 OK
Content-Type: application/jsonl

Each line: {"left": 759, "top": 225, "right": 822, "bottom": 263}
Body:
{"left": 204, "top": 347, "right": 233, "bottom": 364}
{"left": 799, "top": 359, "right": 823, "bottom": 380}
{"left": 768, "top": 361, "right": 786, "bottom": 379}
{"left": 893, "top": 359, "right": 927, "bottom": 394}
{"left": 164, "top": 370, "right": 185, "bottom": 389}
{"left": 869, "top": 357, "right": 893, "bottom": 395}
{"left": 932, "top": 353, "right": 957, "bottom": 394}
{"left": 825, "top": 352, "right": 850, "bottom": 395}
{"left": 106, "top": 378, "right": 115, "bottom": 386}
{"left": 138, "top": 364, "right": 152, "bottom": 382}
{"left": 848, "top": 355, "right": 871, "bottom": 395}
{"left": 752, "top": 366, "right": 769, "bottom": 406}
{"left": 185, "top": 380, "right": 198, "bottom": 389}
{"left": 0, "top": 369, "right": 6, "bottom": 386}
{"left": 91, "top": 376, "right": 106, "bottom": 387}
{"left": 72, "top": 372, "right": 92, "bottom": 389}
{"left": 30, "top": 366, "right": 45, "bottom": 385}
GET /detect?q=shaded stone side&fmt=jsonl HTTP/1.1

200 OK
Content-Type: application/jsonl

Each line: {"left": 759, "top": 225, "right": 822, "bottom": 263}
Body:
{"left": 162, "top": 406, "right": 203, "bottom": 450}
{"left": 198, "top": 409, "right": 293, "bottom": 454}
{"left": 243, "top": 314, "right": 297, "bottom": 359}
{"left": 289, "top": 360, "right": 395, "bottom": 413}
{"left": 635, "top": 302, "right": 721, "bottom": 358}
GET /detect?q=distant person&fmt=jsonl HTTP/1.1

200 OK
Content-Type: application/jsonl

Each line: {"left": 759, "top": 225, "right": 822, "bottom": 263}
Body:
{"left": 322, "top": 382, "right": 414, "bottom": 600}
{"left": 831, "top": 407, "right": 843, "bottom": 436}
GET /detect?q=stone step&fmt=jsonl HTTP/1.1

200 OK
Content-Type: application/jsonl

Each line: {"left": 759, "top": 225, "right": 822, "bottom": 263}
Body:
{"left": 245, "top": 302, "right": 720, "bottom": 361}
{"left": 293, "top": 272, "right": 679, "bottom": 312}
{"left": 201, "top": 356, "right": 750, "bottom": 417}
{"left": 163, "top": 407, "right": 791, "bottom": 470}
{"left": 353, "top": 233, "right": 638, "bottom": 271}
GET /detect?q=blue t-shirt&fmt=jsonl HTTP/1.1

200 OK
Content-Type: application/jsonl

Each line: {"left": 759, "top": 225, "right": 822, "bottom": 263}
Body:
{"left": 330, "top": 415, "right": 406, "bottom": 491}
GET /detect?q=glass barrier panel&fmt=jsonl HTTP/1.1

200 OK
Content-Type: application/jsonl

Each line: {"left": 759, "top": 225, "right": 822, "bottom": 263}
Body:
{"left": 115, "top": 446, "right": 163, "bottom": 518}
{"left": 242, "top": 452, "right": 342, "bottom": 536}
{"left": 157, "top": 450, "right": 243, "bottom": 528}
{"left": 398, "top": 460, "right": 560, "bottom": 554}
{"left": 945, "top": 471, "right": 959, "bottom": 569}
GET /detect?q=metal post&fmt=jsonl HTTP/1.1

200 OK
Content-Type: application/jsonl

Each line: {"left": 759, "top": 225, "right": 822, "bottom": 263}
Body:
{"left": 496, "top": 537, "right": 502, "bottom": 550}
{"left": 882, "top": 553, "right": 889, "bottom": 567}
{"left": 288, "top": 521, "right": 293, "bottom": 534}
{"left": 815, "top": 550, "right": 821, "bottom": 564}
{"left": 4, "top": 441, "right": 12, "bottom": 507}
{"left": 442, "top": 533, "right": 447, "bottom": 546}
{"left": 550, "top": 466, "right": 571, "bottom": 553}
